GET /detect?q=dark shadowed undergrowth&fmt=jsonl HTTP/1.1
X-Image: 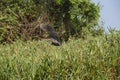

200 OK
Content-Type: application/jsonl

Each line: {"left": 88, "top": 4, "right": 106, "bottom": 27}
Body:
{"left": 0, "top": 33, "right": 120, "bottom": 80}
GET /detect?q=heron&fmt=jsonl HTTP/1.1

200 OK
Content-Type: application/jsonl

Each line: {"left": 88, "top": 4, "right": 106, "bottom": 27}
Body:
{"left": 39, "top": 23, "right": 61, "bottom": 46}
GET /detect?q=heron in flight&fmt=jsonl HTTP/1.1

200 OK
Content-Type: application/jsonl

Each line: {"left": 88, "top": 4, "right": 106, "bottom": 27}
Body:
{"left": 39, "top": 23, "right": 61, "bottom": 46}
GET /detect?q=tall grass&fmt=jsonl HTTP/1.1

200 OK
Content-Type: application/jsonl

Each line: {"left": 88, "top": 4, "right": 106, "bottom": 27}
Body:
{"left": 0, "top": 32, "right": 120, "bottom": 80}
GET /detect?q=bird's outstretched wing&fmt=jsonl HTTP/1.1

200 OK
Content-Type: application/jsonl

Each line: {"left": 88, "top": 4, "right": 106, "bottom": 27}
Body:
{"left": 39, "top": 23, "right": 61, "bottom": 46}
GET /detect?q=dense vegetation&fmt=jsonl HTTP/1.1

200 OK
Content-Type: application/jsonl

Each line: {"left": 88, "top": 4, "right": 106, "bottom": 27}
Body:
{"left": 0, "top": 30, "right": 120, "bottom": 80}
{"left": 0, "top": 0, "right": 120, "bottom": 80}
{"left": 0, "top": 0, "right": 100, "bottom": 43}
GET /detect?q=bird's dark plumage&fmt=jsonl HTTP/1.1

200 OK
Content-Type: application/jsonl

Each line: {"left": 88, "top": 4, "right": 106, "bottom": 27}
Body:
{"left": 39, "top": 23, "right": 61, "bottom": 46}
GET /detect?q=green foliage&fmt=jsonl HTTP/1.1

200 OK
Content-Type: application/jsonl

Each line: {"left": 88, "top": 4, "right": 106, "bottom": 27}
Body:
{"left": 70, "top": 0, "right": 100, "bottom": 36}
{"left": 0, "top": 32, "right": 120, "bottom": 79}
{"left": 36, "top": 0, "right": 100, "bottom": 39}
{"left": 0, "top": 0, "right": 39, "bottom": 42}
{"left": 0, "top": 0, "right": 100, "bottom": 43}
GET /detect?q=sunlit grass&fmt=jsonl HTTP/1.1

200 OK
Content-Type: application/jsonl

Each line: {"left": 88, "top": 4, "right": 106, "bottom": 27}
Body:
{"left": 0, "top": 33, "right": 120, "bottom": 80}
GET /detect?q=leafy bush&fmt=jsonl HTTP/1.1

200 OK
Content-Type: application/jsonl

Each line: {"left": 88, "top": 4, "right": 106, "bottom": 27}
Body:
{"left": 0, "top": 0, "right": 100, "bottom": 43}
{"left": 0, "top": 0, "right": 39, "bottom": 43}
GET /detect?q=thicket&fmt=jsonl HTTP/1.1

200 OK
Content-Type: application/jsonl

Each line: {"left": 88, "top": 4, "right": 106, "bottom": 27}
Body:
{"left": 0, "top": 0, "right": 100, "bottom": 43}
